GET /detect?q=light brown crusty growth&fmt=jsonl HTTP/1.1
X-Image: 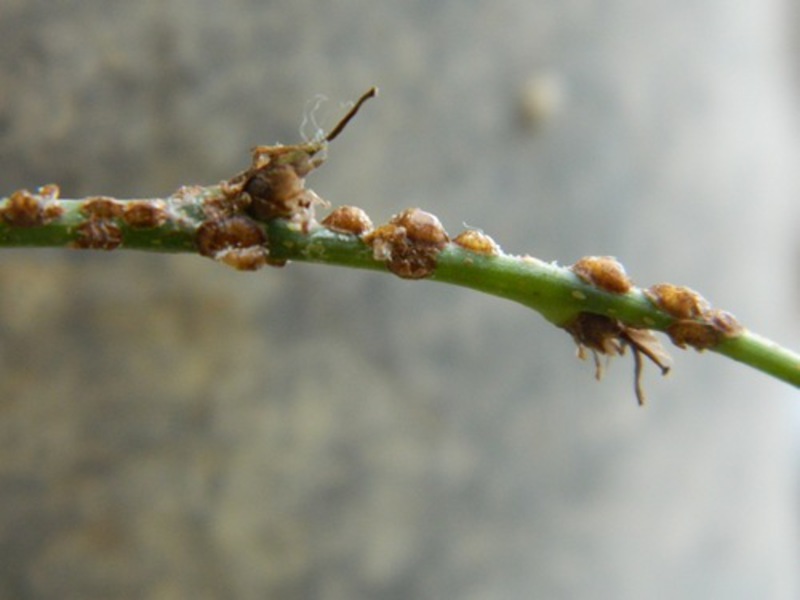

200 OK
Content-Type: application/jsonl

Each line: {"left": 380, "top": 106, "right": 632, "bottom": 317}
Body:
{"left": 321, "top": 205, "right": 374, "bottom": 235}
{"left": 195, "top": 216, "right": 268, "bottom": 271}
{"left": 80, "top": 197, "right": 124, "bottom": 220}
{"left": 364, "top": 208, "right": 449, "bottom": 279}
{"left": 645, "top": 283, "right": 710, "bottom": 319}
{"left": 666, "top": 309, "right": 744, "bottom": 350}
{"left": 453, "top": 229, "right": 501, "bottom": 256}
{"left": 122, "top": 200, "right": 169, "bottom": 229}
{"left": 571, "top": 255, "right": 633, "bottom": 295}
{"left": 0, "top": 185, "right": 63, "bottom": 228}
{"left": 73, "top": 220, "right": 123, "bottom": 250}
{"left": 646, "top": 283, "right": 743, "bottom": 351}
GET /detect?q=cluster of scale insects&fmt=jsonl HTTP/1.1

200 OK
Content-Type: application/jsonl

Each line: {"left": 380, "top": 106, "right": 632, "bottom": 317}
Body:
{"left": 0, "top": 88, "right": 745, "bottom": 403}
{"left": 565, "top": 255, "right": 742, "bottom": 404}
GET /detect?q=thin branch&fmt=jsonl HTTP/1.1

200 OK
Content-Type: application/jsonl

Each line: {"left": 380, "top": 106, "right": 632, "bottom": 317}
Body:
{"left": 1, "top": 189, "right": 798, "bottom": 394}
{"left": 1, "top": 89, "right": 797, "bottom": 399}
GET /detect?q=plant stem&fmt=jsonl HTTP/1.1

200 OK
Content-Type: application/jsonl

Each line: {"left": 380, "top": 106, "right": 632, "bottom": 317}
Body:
{"left": 266, "top": 218, "right": 800, "bottom": 388}
{"left": 2, "top": 186, "right": 798, "bottom": 394}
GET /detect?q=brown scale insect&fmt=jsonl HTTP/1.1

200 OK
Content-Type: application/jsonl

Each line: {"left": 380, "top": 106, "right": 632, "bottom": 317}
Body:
{"left": 321, "top": 205, "right": 374, "bottom": 235}
{"left": 453, "top": 229, "right": 501, "bottom": 256}
{"left": 391, "top": 208, "right": 449, "bottom": 245}
{"left": 196, "top": 215, "right": 265, "bottom": 257}
{"left": 571, "top": 256, "right": 633, "bottom": 295}
{"left": 80, "top": 196, "right": 124, "bottom": 220}
{"left": 667, "top": 309, "right": 743, "bottom": 351}
{"left": 0, "top": 186, "right": 64, "bottom": 227}
{"left": 73, "top": 220, "right": 123, "bottom": 250}
{"left": 122, "top": 200, "right": 169, "bottom": 229}
{"left": 364, "top": 208, "right": 449, "bottom": 280}
{"left": 645, "top": 283, "right": 710, "bottom": 319}
{"left": 667, "top": 321, "right": 719, "bottom": 351}
{"left": 195, "top": 215, "right": 269, "bottom": 271}
{"left": 364, "top": 223, "right": 406, "bottom": 261}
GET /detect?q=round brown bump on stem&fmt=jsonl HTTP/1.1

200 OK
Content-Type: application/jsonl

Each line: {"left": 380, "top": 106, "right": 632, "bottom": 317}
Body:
{"left": 667, "top": 309, "right": 744, "bottom": 351}
{"left": 453, "top": 229, "right": 501, "bottom": 256}
{"left": 80, "top": 197, "right": 124, "bottom": 220}
{"left": 73, "top": 220, "right": 123, "bottom": 250}
{"left": 195, "top": 216, "right": 266, "bottom": 258}
{"left": 385, "top": 241, "right": 439, "bottom": 279}
{"left": 364, "top": 211, "right": 447, "bottom": 280}
{"left": 571, "top": 256, "right": 632, "bottom": 294}
{"left": 390, "top": 208, "right": 449, "bottom": 246}
{"left": 645, "top": 283, "right": 710, "bottom": 319}
{"left": 1, "top": 187, "right": 64, "bottom": 227}
{"left": 122, "top": 201, "right": 169, "bottom": 229}
{"left": 321, "top": 205, "right": 374, "bottom": 236}
{"left": 667, "top": 321, "right": 721, "bottom": 351}
{"left": 363, "top": 224, "right": 406, "bottom": 261}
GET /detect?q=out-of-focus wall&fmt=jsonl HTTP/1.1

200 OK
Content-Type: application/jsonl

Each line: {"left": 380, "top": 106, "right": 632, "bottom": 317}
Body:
{"left": 0, "top": 1, "right": 797, "bottom": 598}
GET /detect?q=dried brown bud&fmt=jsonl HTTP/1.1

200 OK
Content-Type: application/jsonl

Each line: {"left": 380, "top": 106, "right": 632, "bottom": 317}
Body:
{"left": 565, "top": 312, "right": 671, "bottom": 405}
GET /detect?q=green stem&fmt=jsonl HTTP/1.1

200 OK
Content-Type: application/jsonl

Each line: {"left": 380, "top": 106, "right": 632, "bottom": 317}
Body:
{"left": 2, "top": 192, "right": 799, "bottom": 391}
{"left": 715, "top": 332, "right": 800, "bottom": 386}
{"left": 267, "top": 219, "right": 800, "bottom": 388}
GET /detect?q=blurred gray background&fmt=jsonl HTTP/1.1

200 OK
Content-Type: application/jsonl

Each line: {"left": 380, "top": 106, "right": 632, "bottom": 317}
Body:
{"left": 1, "top": 1, "right": 798, "bottom": 598}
